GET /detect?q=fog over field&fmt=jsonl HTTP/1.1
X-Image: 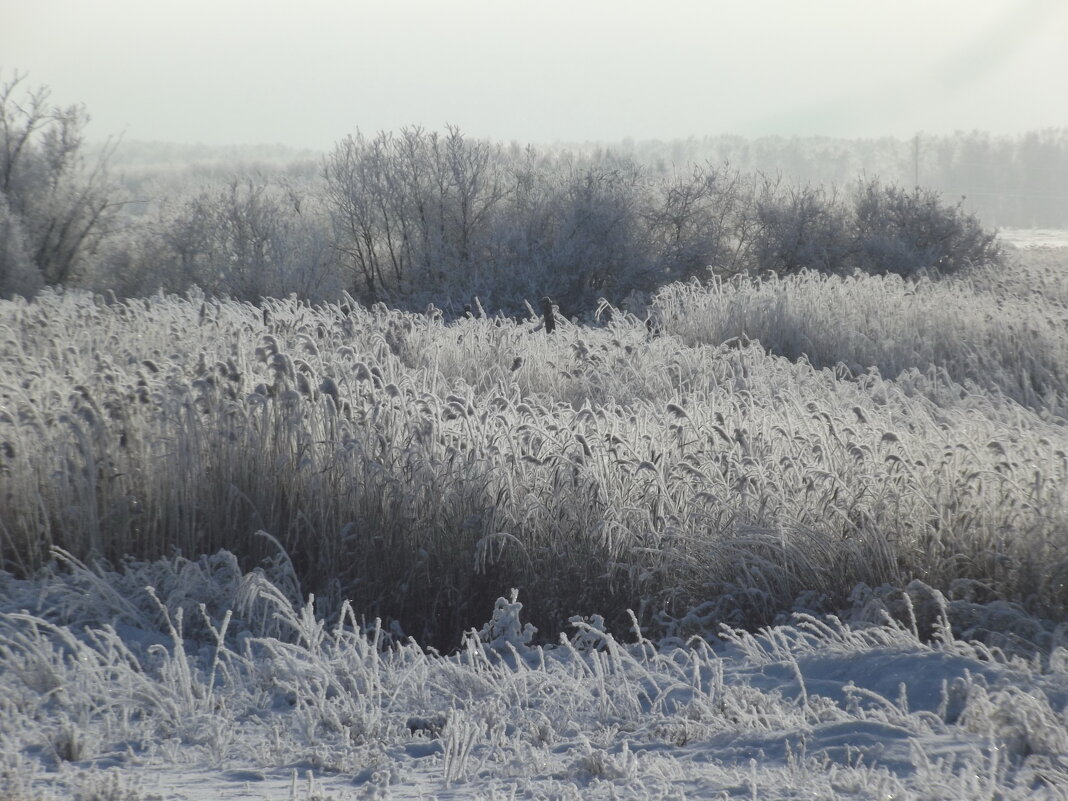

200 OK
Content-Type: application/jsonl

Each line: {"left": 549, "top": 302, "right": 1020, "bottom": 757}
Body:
{"left": 5, "top": 0, "right": 1068, "bottom": 145}
{"left": 2, "top": 2, "right": 1068, "bottom": 799}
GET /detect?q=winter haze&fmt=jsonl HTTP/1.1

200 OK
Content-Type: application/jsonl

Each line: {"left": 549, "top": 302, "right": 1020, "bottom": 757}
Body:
{"left": 3, "top": 0, "right": 1067, "bottom": 147}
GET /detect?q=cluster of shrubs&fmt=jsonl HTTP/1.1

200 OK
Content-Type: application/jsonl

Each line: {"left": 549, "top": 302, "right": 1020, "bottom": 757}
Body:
{"left": 1, "top": 73, "right": 1001, "bottom": 313}
{"left": 748, "top": 178, "right": 1000, "bottom": 280}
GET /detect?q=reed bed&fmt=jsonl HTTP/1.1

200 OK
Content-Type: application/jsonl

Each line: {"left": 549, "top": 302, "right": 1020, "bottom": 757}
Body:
{"left": 652, "top": 265, "right": 1068, "bottom": 419}
{"left": 966, "top": 245, "right": 1068, "bottom": 309}
{"left": 1, "top": 254, "right": 1066, "bottom": 644}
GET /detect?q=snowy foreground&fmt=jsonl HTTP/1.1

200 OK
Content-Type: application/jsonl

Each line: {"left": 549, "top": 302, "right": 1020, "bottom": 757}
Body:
{"left": 2, "top": 553, "right": 1067, "bottom": 800}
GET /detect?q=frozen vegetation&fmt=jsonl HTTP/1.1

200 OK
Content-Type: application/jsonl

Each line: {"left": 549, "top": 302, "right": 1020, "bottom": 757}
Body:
{"left": 1, "top": 247, "right": 1067, "bottom": 798}
{"left": 3, "top": 555, "right": 1068, "bottom": 800}
{"left": 2, "top": 72, "right": 1007, "bottom": 310}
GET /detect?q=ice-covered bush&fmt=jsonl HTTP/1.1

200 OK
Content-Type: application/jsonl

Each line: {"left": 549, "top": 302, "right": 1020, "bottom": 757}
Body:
{"left": 739, "top": 177, "right": 1002, "bottom": 280}
{"left": 851, "top": 179, "right": 1001, "bottom": 277}
{"left": 748, "top": 180, "right": 852, "bottom": 276}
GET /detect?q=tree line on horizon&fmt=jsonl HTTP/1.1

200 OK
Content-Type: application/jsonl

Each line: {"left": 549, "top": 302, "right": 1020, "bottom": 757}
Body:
{"left": 3, "top": 71, "right": 1047, "bottom": 313}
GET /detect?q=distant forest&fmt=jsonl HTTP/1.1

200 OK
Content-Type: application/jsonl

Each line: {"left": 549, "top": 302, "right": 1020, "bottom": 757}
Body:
{"left": 107, "top": 128, "right": 1068, "bottom": 229}
{"left": 626, "top": 129, "right": 1068, "bottom": 229}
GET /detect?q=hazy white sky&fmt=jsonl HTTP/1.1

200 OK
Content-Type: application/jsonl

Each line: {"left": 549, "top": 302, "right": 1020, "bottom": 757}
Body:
{"left": 3, "top": 0, "right": 1066, "bottom": 149}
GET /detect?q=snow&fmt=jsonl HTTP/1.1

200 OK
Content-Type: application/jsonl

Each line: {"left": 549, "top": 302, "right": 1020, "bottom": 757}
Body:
{"left": 2, "top": 555, "right": 1067, "bottom": 800}
{"left": 998, "top": 228, "right": 1068, "bottom": 249}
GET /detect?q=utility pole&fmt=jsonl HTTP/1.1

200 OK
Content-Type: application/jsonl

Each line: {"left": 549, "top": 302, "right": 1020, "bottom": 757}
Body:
{"left": 913, "top": 133, "right": 920, "bottom": 188}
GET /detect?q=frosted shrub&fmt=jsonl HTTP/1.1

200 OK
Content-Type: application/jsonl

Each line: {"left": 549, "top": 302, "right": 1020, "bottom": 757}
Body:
{"left": 749, "top": 181, "right": 852, "bottom": 276}
{"left": 851, "top": 179, "right": 1000, "bottom": 277}
{"left": 719, "top": 175, "right": 1001, "bottom": 282}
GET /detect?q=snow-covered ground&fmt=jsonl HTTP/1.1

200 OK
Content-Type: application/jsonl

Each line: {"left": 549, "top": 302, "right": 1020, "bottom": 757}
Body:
{"left": 2, "top": 554, "right": 1067, "bottom": 800}
{"left": 998, "top": 228, "right": 1068, "bottom": 249}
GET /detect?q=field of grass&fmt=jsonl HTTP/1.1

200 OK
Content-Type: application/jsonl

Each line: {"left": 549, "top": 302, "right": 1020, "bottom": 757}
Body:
{"left": 2, "top": 248, "right": 1066, "bottom": 642}
{"left": 1, "top": 247, "right": 1067, "bottom": 798}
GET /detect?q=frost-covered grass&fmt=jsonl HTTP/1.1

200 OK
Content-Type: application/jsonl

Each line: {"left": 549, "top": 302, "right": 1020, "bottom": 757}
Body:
{"left": 652, "top": 264, "right": 1068, "bottom": 417}
{"left": 2, "top": 553, "right": 1068, "bottom": 800}
{"left": 968, "top": 245, "right": 1068, "bottom": 310}
{"left": 1, "top": 250, "right": 1068, "bottom": 797}
{"left": 1, "top": 252, "right": 1067, "bottom": 645}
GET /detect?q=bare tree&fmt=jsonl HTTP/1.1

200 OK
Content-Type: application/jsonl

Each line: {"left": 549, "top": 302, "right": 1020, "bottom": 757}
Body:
{"left": 443, "top": 125, "right": 506, "bottom": 279}
{"left": 323, "top": 133, "right": 388, "bottom": 300}
{"left": 0, "top": 71, "right": 118, "bottom": 286}
{"left": 322, "top": 127, "right": 508, "bottom": 303}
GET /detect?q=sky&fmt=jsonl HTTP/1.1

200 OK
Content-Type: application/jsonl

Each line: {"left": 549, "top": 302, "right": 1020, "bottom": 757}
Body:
{"left": 2, "top": 0, "right": 1067, "bottom": 150}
